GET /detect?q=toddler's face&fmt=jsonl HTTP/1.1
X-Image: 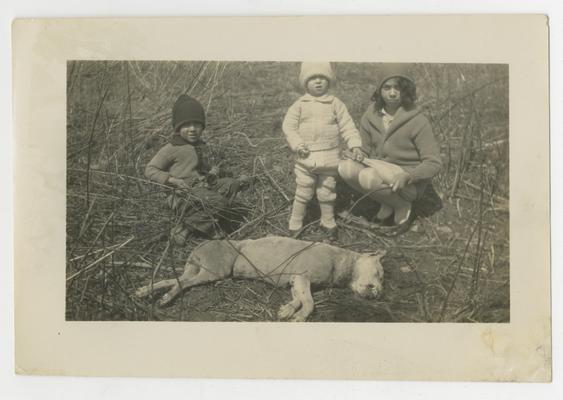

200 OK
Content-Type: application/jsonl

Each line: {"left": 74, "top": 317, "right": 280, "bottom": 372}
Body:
{"left": 178, "top": 122, "right": 204, "bottom": 144}
{"left": 381, "top": 78, "right": 402, "bottom": 107}
{"left": 306, "top": 75, "right": 329, "bottom": 97}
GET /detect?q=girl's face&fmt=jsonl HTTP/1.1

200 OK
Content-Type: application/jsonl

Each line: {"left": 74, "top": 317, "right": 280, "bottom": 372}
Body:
{"left": 178, "top": 122, "right": 204, "bottom": 144}
{"left": 380, "top": 78, "right": 402, "bottom": 107}
{"left": 306, "top": 75, "right": 329, "bottom": 97}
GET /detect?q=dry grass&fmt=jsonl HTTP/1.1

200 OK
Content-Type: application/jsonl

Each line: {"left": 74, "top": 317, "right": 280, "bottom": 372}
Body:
{"left": 66, "top": 61, "right": 509, "bottom": 322}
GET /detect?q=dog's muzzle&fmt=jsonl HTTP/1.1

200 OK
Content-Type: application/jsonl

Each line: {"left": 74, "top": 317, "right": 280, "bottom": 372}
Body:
{"left": 356, "top": 283, "right": 383, "bottom": 300}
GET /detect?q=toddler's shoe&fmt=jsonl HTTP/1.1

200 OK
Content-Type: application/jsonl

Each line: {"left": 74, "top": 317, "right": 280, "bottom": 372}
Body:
{"left": 320, "top": 225, "right": 339, "bottom": 242}
{"left": 288, "top": 228, "right": 302, "bottom": 238}
{"left": 288, "top": 218, "right": 303, "bottom": 233}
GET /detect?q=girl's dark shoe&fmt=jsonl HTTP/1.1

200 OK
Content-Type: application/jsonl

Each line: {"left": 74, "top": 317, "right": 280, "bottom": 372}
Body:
{"left": 393, "top": 204, "right": 412, "bottom": 225}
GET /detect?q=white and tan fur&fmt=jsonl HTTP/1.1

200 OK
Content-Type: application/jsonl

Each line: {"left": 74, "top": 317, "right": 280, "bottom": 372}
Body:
{"left": 136, "top": 236, "right": 385, "bottom": 321}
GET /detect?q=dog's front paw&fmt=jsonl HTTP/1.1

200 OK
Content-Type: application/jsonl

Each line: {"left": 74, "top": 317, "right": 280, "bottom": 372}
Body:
{"left": 278, "top": 303, "right": 298, "bottom": 320}
{"left": 158, "top": 293, "right": 172, "bottom": 307}
{"left": 289, "top": 312, "right": 307, "bottom": 322}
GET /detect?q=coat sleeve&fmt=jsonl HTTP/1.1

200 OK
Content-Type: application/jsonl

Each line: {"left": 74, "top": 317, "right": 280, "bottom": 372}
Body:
{"left": 358, "top": 109, "right": 375, "bottom": 156}
{"left": 408, "top": 118, "right": 442, "bottom": 182}
{"left": 144, "top": 145, "right": 173, "bottom": 184}
{"left": 282, "top": 100, "right": 304, "bottom": 152}
{"left": 334, "top": 98, "right": 362, "bottom": 149}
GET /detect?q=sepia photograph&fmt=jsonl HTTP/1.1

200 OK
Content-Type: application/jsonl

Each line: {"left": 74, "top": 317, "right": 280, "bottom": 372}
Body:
{"left": 65, "top": 60, "right": 509, "bottom": 323}
{"left": 13, "top": 15, "right": 550, "bottom": 381}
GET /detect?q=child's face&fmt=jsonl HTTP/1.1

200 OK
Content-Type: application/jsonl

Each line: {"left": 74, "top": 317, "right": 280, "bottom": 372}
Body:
{"left": 178, "top": 122, "right": 204, "bottom": 144}
{"left": 380, "top": 78, "right": 402, "bottom": 107}
{"left": 306, "top": 75, "right": 329, "bottom": 97}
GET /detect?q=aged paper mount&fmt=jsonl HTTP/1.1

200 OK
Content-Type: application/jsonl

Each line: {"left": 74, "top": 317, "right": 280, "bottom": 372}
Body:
{"left": 13, "top": 16, "right": 550, "bottom": 381}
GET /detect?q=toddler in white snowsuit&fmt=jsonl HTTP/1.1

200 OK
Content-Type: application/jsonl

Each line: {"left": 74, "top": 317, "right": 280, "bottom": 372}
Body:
{"left": 282, "top": 62, "right": 364, "bottom": 235}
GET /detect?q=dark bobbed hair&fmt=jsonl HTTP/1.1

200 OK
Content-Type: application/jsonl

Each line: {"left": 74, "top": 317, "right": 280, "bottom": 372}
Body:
{"left": 371, "top": 77, "right": 417, "bottom": 111}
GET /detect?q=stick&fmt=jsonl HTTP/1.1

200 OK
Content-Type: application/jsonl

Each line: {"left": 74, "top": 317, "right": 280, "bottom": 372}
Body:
{"left": 257, "top": 157, "right": 291, "bottom": 202}
{"left": 462, "top": 180, "right": 508, "bottom": 205}
{"left": 228, "top": 200, "right": 290, "bottom": 238}
{"left": 85, "top": 86, "right": 110, "bottom": 208}
{"left": 66, "top": 236, "right": 135, "bottom": 282}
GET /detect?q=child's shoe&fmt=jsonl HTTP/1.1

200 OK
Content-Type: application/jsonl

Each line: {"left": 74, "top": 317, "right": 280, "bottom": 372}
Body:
{"left": 320, "top": 225, "right": 339, "bottom": 242}
{"left": 376, "top": 203, "right": 393, "bottom": 221}
{"left": 288, "top": 228, "right": 302, "bottom": 238}
{"left": 393, "top": 203, "right": 412, "bottom": 226}
{"left": 288, "top": 217, "right": 304, "bottom": 232}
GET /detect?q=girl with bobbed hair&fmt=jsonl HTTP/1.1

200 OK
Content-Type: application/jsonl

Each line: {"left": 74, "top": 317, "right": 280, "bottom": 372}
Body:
{"left": 338, "top": 64, "right": 442, "bottom": 227}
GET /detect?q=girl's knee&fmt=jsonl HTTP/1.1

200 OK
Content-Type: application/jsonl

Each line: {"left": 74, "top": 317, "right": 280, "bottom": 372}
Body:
{"left": 358, "top": 168, "right": 384, "bottom": 191}
{"left": 338, "top": 159, "right": 363, "bottom": 181}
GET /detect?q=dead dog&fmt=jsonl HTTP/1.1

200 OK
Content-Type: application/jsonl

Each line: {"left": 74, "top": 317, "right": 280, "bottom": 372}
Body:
{"left": 136, "top": 236, "right": 385, "bottom": 321}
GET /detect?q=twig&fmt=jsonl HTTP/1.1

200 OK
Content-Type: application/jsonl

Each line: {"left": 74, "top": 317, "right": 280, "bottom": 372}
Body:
{"left": 438, "top": 222, "right": 479, "bottom": 322}
{"left": 77, "top": 212, "right": 115, "bottom": 269}
{"left": 66, "top": 236, "right": 135, "bottom": 282}
{"left": 233, "top": 131, "right": 258, "bottom": 148}
{"left": 85, "top": 86, "right": 110, "bottom": 208}
{"left": 463, "top": 180, "right": 508, "bottom": 205}
{"left": 431, "top": 77, "right": 507, "bottom": 123}
{"left": 69, "top": 241, "right": 125, "bottom": 262}
{"left": 228, "top": 200, "right": 290, "bottom": 238}
{"left": 77, "top": 197, "right": 97, "bottom": 239}
{"left": 257, "top": 157, "right": 290, "bottom": 202}
{"left": 110, "top": 261, "right": 154, "bottom": 269}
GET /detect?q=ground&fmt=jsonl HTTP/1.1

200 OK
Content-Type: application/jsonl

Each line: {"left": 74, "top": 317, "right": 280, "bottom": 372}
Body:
{"left": 66, "top": 61, "right": 509, "bottom": 322}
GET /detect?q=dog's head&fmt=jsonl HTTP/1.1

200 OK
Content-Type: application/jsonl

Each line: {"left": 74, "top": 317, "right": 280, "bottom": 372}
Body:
{"left": 350, "top": 250, "right": 386, "bottom": 299}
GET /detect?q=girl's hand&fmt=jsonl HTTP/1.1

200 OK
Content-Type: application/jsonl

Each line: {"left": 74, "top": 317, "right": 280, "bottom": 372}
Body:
{"left": 296, "top": 143, "right": 310, "bottom": 158}
{"left": 350, "top": 147, "right": 365, "bottom": 162}
{"left": 390, "top": 172, "right": 411, "bottom": 192}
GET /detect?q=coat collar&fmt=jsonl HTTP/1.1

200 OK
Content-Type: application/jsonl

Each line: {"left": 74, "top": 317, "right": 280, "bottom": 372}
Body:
{"left": 372, "top": 105, "right": 422, "bottom": 139}
{"left": 301, "top": 93, "right": 335, "bottom": 103}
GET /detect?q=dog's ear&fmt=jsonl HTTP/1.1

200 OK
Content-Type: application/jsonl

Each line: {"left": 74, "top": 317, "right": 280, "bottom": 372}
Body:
{"left": 366, "top": 249, "right": 387, "bottom": 259}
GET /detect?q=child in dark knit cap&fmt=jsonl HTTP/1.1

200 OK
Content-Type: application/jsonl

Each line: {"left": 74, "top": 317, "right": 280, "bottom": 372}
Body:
{"left": 145, "top": 95, "right": 247, "bottom": 245}
{"left": 338, "top": 64, "right": 442, "bottom": 227}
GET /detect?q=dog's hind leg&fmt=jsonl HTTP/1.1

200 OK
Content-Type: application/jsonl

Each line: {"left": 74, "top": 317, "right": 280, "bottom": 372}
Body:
{"left": 278, "top": 275, "right": 314, "bottom": 322}
{"left": 135, "top": 262, "right": 203, "bottom": 299}
{"left": 135, "top": 279, "right": 177, "bottom": 298}
{"left": 158, "top": 262, "right": 228, "bottom": 307}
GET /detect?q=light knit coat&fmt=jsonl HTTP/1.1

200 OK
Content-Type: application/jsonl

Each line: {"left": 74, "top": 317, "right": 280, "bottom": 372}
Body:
{"left": 283, "top": 94, "right": 362, "bottom": 173}
{"left": 359, "top": 104, "right": 442, "bottom": 183}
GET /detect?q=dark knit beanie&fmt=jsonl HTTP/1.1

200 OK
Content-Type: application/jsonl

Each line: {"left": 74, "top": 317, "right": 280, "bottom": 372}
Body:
{"left": 376, "top": 63, "right": 416, "bottom": 94}
{"left": 172, "top": 95, "right": 206, "bottom": 131}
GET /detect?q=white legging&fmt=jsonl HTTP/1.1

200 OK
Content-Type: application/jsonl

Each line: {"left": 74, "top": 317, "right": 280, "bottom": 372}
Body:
{"left": 338, "top": 159, "right": 417, "bottom": 202}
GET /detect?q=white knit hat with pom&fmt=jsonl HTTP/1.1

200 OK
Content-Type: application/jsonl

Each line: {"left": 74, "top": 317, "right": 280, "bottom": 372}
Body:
{"left": 299, "top": 62, "right": 335, "bottom": 88}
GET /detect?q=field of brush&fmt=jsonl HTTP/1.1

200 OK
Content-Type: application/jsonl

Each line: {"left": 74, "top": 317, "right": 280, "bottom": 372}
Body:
{"left": 66, "top": 61, "right": 509, "bottom": 322}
